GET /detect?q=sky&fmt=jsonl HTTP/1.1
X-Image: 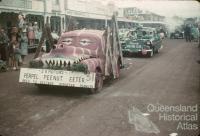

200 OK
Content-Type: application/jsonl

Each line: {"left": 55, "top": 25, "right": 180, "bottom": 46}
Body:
{"left": 100, "top": 0, "right": 200, "bottom": 18}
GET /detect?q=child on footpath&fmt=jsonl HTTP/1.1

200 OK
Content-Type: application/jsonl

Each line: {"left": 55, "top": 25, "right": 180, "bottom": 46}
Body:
{"left": 12, "top": 41, "right": 22, "bottom": 70}
{"left": 8, "top": 27, "right": 21, "bottom": 70}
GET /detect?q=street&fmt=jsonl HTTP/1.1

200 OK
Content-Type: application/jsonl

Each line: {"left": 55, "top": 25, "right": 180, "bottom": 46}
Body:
{"left": 0, "top": 39, "right": 199, "bottom": 136}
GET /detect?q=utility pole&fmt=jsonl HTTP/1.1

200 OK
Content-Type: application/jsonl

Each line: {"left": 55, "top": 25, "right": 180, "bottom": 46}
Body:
{"left": 43, "top": 0, "right": 47, "bottom": 24}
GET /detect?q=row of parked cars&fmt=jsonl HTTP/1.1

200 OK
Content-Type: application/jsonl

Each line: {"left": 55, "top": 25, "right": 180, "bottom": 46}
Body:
{"left": 119, "top": 27, "right": 163, "bottom": 57}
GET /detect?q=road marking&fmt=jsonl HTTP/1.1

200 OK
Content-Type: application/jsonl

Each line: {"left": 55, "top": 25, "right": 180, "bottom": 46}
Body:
{"left": 30, "top": 113, "right": 42, "bottom": 121}
{"left": 30, "top": 109, "right": 58, "bottom": 121}
{"left": 128, "top": 106, "right": 160, "bottom": 134}
{"left": 46, "top": 109, "right": 58, "bottom": 117}
{"left": 169, "top": 133, "right": 178, "bottom": 136}
{"left": 142, "top": 113, "right": 150, "bottom": 116}
{"left": 109, "top": 92, "right": 145, "bottom": 97}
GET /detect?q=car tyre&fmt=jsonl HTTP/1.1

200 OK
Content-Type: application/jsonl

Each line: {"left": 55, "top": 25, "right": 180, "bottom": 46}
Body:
{"left": 89, "top": 71, "right": 103, "bottom": 94}
{"left": 154, "top": 47, "right": 159, "bottom": 54}
{"left": 147, "top": 50, "right": 153, "bottom": 58}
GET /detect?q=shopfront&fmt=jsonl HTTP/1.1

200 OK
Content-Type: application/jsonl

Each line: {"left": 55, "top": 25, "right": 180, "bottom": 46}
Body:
{"left": 0, "top": 12, "right": 18, "bottom": 28}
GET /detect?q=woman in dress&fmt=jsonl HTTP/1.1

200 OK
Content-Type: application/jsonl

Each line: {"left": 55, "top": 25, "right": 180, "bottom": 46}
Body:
{"left": 20, "top": 24, "right": 28, "bottom": 64}
{"left": 27, "top": 22, "right": 35, "bottom": 47}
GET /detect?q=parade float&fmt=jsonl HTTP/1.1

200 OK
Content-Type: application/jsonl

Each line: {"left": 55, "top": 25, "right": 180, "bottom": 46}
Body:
{"left": 19, "top": 15, "right": 123, "bottom": 93}
{"left": 122, "top": 27, "right": 162, "bottom": 57}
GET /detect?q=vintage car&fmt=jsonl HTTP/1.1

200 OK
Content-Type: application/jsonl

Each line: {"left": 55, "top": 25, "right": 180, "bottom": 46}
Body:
{"left": 122, "top": 27, "right": 162, "bottom": 57}
{"left": 170, "top": 30, "right": 184, "bottom": 39}
{"left": 19, "top": 29, "right": 122, "bottom": 93}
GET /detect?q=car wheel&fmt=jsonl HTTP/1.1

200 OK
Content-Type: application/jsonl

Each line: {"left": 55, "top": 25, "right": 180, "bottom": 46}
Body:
{"left": 89, "top": 71, "right": 103, "bottom": 94}
{"left": 128, "top": 52, "right": 132, "bottom": 57}
{"left": 154, "top": 47, "right": 159, "bottom": 54}
{"left": 147, "top": 50, "right": 153, "bottom": 57}
{"left": 157, "top": 48, "right": 160, "bottom": 53}
{"left": 116, "top": 60, "right": 121, "bottom": 78}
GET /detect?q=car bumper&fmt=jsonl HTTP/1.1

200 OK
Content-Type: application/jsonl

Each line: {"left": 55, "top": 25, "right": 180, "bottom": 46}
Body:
{"left": 122, "top": 48, "right": 153, "bottom": 55}
{"left": 19, "top": 68, "right": 96, "bottom": 88}
{"left": 122, "top": 49, "right": 140, "bottom": 55}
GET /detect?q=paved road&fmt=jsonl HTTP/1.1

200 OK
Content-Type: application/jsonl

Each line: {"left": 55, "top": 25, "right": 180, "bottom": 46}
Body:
{"left": 0, "top": 39, "right": 199, "bottom": 136}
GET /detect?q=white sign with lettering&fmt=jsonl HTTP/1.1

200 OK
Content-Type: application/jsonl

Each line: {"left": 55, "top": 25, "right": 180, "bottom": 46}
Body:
{"left": 19, "top": 68, "right": 96, "bottom": 88}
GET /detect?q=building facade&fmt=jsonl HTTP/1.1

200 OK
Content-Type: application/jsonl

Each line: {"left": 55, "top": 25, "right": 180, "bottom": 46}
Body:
{"left": 0, "top": 0, "right": 139, "bottom": 34}
{"left": 0, "top": 0, "right": 118, "bottom": 33}
{"left": 0, "top": 0, "right": 66, "bottom": 33}
{"left": 123, "top": 7, "right": 165, "bottom": 22}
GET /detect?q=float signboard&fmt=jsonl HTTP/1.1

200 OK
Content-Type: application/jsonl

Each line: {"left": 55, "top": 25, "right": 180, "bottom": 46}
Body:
{"left": 19, "top": 68, "right": 96, "bottom": 88}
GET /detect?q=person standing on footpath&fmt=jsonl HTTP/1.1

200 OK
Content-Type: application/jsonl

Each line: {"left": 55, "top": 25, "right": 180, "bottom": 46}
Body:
{"left": 18, "top": 12, "right": 25, "bottom": 33}
{"left": 33, "top": 22, "right": 40, "bottom": 43}
{"left": 8, "top": 26, "right": 21, "bottom": 70}
{"left": 20, "top": 24, "right": 28, "bottom": 64}
{"left": 27, "top": 22, "right": 35, "bottom": 47}
{"left": 184, "top": 24, "right": 191, "bottom": 42}
{"left": 13, "top": 40, "right": 21, "bottom": 70}
{"left": 0, "top": 26, "right": 9, "bottom": 63}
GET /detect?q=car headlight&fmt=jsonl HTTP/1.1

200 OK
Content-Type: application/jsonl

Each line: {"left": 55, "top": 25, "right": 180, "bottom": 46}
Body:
{"left": 143, "top": 45, "right": 150, "bottom": 50}
{"left": 29, "top": 60, "right": 43, "bottom": 68}
{"left": 71, "top": 63, "right": 88, "bottom": 73}
{"left": 146, "top": 41, "right": 151, "bottom": 45}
